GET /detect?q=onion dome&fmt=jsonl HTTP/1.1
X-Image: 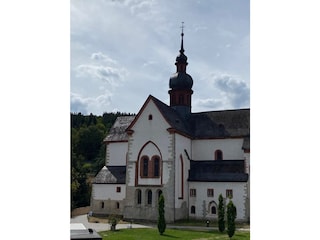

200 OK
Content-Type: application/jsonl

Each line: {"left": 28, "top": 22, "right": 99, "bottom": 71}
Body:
{"left": 169, "top": 28, "right": 193, "bottom": 90}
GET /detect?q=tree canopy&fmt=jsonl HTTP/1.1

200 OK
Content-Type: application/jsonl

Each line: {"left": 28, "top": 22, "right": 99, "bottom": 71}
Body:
{"left": 70, "top": 112, "right": 135, "bottom": 210}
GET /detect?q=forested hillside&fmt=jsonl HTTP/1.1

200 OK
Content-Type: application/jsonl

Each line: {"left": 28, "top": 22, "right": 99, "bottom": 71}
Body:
{"left": 71, "top": 112, "right": 135, "bottom": 210}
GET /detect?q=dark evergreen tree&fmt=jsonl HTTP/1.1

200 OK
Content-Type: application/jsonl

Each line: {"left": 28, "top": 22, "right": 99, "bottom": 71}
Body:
{"left": 227, "top": 200, "right": 237, "bottom": 239}
{"left": 218, "top": 194, "right": 225, "bottom": 232}
{"left": 158, "top": 194, "right": 166, "bottom": 235}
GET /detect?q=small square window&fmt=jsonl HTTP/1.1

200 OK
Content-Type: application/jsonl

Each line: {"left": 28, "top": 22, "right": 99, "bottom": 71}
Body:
{"left": 226, "top": 189, "right": 233, "bottom": 199}
{"left": 190, "top": 189, "right": 196, "bottom": 197}
{"left": 207, "top": 188, "right": 214, "bottom": 197}
{"left": 116, "top": 187, "right": 121, "bottom": 193}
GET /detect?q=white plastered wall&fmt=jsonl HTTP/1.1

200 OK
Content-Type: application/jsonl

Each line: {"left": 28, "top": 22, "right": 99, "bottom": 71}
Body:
{"left": 192, "top": 138, "right": 244, "bottom": 160}
{"left": 106, "top": 142, "right": 128, "bottom": 166}
{"left": 188, "top": 181, "right": 248, "bottom": 220}
{"left": 126, "top": 99, "right": 172, "bottom": 187}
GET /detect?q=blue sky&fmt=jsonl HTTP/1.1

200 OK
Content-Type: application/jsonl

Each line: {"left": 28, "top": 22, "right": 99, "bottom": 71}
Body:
{"left": 71, "top": 0, "right": 250, "bottom": 115}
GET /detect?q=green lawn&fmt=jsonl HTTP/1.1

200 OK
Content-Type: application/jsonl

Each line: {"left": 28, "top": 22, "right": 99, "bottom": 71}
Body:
{"left": 99, "top": 228, "right": 250, "bottom": 240}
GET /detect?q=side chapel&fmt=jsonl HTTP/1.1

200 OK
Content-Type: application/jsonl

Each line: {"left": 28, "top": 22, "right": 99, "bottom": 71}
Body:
{"left": 90, "top": 29, "right": 250, "bottom": 223}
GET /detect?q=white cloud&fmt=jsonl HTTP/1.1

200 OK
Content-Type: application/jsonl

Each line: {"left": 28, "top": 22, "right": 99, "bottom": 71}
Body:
{"left": 70, "top": 91, "right": 113, "bottom": 115}
{"left": 211, "top": 72, "right": 250, "bottom": 108}
{"left": 91, "top": 52, "right": 118, "bottom": 64}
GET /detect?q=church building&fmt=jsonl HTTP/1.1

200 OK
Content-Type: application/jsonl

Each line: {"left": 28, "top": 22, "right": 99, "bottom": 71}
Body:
{"left": 90, "top": 30, "right": 250, "bottom": 223}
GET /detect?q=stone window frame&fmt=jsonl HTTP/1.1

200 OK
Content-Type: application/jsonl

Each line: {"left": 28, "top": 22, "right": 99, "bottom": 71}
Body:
{"left": 190, "top": 188, "right": 196, "bottom": 197}
{"left": 207, "top": 188, "right": 214, "bottom": 197}
{"left": 226, "top": 189, "right": 233, "bottom": 199}
{"left": 140, "top": 155, "right": 161, "bottom": 178}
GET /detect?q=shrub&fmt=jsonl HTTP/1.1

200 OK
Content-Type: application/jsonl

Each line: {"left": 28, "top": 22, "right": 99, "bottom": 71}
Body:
{"left": 227, "top": 200, "right": 237, "bottom": 239}
{"left": 218, "top": 194, "right": 225, "bottom": 232}
{"left": 158, "top": 194, "right": 166, "bottom": 235}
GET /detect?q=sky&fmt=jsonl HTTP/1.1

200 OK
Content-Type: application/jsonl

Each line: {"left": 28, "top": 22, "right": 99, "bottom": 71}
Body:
{"left": 71, "top": 0, "right": 250, "bottom": 115}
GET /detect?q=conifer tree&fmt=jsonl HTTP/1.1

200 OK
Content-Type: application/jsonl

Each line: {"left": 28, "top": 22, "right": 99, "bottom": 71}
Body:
{"left": 157, "top": 194, "right": 166, "bottom": 235}
{"left": 227, "top": 200, "right": 237, "bottom": 239}
{"left": 218, "top": 194, "right": 225, "bottom": 232}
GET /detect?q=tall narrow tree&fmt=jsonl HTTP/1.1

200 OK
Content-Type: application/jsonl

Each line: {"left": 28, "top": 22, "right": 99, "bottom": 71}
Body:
{"left": 218, "top": 194, "right": 225, "bottom": 232}
{"left": 158, "top": 194, "right": 166, "bottom": 235}
{"left": 227, "top": 200, "right": 237, "bottom": 239}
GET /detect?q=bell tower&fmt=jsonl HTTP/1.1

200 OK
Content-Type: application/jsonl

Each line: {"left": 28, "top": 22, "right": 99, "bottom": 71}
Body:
{"left": 169, "top": 23, "right": 193, "bottom": 118}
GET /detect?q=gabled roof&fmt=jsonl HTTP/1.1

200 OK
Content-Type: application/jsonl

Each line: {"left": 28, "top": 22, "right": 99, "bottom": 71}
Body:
{"left": 93, "top": 166, "right": 126, "bottom": 184}
{"left": 188, "top": 160, "right": 248, "bottom": 182}
{"left": 103, "top": 116, "right": 135, "bottom": 142}
{"left": 104, "top": 95, "right": 250, "bottom": 144}
{"left": 189, "top": 109, "right": 250, "bottom": 139}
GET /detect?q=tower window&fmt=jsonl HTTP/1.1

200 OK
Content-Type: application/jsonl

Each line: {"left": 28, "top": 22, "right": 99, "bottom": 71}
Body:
{"left": 179, "top": 94, "right": 184, "bottom": 104}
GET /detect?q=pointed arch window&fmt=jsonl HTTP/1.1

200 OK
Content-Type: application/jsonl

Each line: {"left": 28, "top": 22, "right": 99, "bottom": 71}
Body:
{"left": 215, "top": 150, "right": 223, "bottom": 160}
{"left": 211, "top": 206, "right": 217, "bottom": 214}
{"left": 147, "top": 190, "right": 152, "bottom": 205}
{"left": 137, "top": 189, "right": 142, "bottom": 205}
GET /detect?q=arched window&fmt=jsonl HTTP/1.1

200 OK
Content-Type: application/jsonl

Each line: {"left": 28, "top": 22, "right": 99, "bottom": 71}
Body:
{"left": 179, "top": 94, "right": 184, "bottom": 104}
{"left": 191, "top": 205, "right": 196, "bottom": 214}
{"left": 137, "top": 189, "right": 142, "bottom": 205}
{"left": 148, "top": 114, "right": 153, "bottom": 120}
{"left": 147, "top": 190, "right": 152, "bottom": 205}
{"left": 153, "top": 156, "right": 160, "bottom": 177}
{"left": 215, "top": 150, "right": 223, "bottom": 160}
{"left": 140, "top": 156, "right": 149, "bottom": 177}
{"left": 101, "top": 201, "right": 104, "bottom": 209}
{"left": 116, "top": 202, "right": 120, "bottom": 209}
{"left": 208, "top": 201, "right": 218, "bottom": 215}
{"left": 211, "top": 206, "right": 217, "bottom": 214}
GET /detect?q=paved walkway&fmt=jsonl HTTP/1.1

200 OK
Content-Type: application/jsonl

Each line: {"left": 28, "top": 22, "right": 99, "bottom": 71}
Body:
{"left": 70, "top": 214, "right": 152, "bottom": 232}
{"left": 71, "top": 214, "right": 249, "bottom": 232}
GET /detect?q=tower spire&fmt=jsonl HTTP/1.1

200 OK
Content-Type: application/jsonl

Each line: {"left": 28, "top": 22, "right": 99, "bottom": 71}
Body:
{"left": 180, "top": 22, "right": 185, "bottom": 54}
{"left": 168, "top": 23, "right": 193, "bottom": 118}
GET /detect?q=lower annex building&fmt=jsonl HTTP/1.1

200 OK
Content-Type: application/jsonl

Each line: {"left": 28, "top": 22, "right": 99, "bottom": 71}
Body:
{"left": 90, "top": 31, "right": 250, "bottom": 223}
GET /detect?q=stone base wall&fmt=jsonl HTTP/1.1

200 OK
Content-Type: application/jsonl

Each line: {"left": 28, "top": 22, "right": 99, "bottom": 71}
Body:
{"left": 91, "top": 199, "right": 124, "bottom": 216}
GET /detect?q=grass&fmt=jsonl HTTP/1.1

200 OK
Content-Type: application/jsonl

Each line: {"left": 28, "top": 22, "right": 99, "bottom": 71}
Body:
{"left": 99, "top": 228, "right": 250, "bottom": 240}
{"left": 172, "top": 219, "right": 250, "bottom": 229}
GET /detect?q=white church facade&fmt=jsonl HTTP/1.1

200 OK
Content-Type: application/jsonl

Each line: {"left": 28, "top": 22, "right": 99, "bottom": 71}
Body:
{"left": 90, "top": 32, "right": 250, "bottom": 223}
